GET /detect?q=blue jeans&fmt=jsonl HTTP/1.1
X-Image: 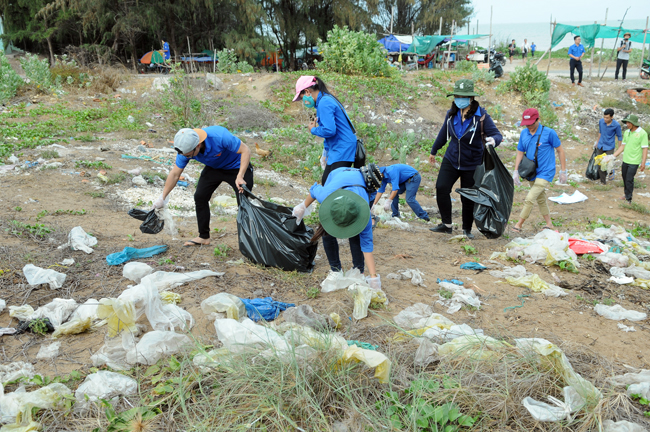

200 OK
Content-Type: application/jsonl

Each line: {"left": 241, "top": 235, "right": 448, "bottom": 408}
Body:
{"left": 390, "top": 173, "right": 428, "bottom": 219}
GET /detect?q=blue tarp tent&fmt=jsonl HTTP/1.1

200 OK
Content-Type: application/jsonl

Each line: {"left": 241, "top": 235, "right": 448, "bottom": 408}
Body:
{"left": 378, "top": 35, "right": 411, "bottom": 52}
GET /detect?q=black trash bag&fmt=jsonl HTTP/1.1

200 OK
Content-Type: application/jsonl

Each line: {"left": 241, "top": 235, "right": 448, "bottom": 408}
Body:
{"left": 456, "top": 146, "right": 514, "bottom": 239}
{"left": 128, "top": 208, "right": 164, "bottom": 234}
{"left": 237, "top": 187, "right": 317, "bottom": 272}
{"left": 585, "top": 148, "right": 599, "bottom": 181}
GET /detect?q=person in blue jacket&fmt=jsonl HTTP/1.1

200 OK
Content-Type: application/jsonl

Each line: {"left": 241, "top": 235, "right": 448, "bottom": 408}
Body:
{"left": 372, "top": 164, "right": 430, "bottom": 221}
{"left": 292, "top": 164, "right": 383, "bottom": 288}
{"left": 429, "top": 79, "right": 503, "bottom": 239}
{"left": 161, "top": 39, "right": 170, "bottom": 60}
{"left": 293, "top": 76, "right": 357, "bottom": 184}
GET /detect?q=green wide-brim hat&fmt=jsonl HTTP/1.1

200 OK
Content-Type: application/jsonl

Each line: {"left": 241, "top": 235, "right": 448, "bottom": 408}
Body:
{"left": 319, "top": 189, "right": 370, "bottom": 239}
{"left": 622, "top": 114, "right": 640, "bottom": 127}
{"left": 447, "top": 78, "right": 480, "bottom": 97}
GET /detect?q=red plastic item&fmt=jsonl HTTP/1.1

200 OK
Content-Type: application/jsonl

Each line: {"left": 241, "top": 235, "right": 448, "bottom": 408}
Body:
{"left": 568, "top": 238, "right": 605, "bottom": 255}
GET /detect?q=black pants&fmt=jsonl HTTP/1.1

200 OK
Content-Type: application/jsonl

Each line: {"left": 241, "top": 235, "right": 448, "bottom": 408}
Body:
{"left": 570, "top": 59, "right": 583, "bottom": 83}
{"left": 531, "top": 51, "right": 535, "bottom": 58}
{"left": 322, "top": 161, "right": 353, "bottom": 185}
{"left": 615, "top": 59, "right": 628, "bottom": 80}
{"left": 621, "top": 162, "right": 638, "bottom": 202}
{"left": 596, "top": 148, "right": 614, "bottom": 184}
{"left": 436, "top": 158, "right": 475, "bottom": 231}
{"left": 194, "top": 165, "right": 254, "bottom": 239}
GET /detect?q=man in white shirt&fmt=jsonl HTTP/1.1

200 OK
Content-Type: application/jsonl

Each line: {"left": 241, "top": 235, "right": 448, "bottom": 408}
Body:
{"left": 522, "top": 39, "right": 529, "bottom": 60}
{"left": 615, "top": 32, "right": 632, "bottom": 81}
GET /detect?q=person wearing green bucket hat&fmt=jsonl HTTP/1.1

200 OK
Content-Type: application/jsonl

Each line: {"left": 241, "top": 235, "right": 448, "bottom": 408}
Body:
{"left": 291, "top": 164, "right": 383, "bottom": 288}
{"left": 613, "top": 114, "right": 648, "bottom": 202}
{"left": 429, "top": 78, "right": 503, "bottom": 239}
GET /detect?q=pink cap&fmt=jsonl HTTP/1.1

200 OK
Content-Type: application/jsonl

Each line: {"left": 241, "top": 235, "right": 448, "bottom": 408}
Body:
{"left": 293, "top": 76, "right": 317, "bottom": 101}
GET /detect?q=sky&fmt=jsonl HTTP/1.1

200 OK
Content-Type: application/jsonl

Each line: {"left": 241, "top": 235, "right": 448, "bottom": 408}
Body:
{"left": 472, "top": 0, "right": 650, "bottom": 25}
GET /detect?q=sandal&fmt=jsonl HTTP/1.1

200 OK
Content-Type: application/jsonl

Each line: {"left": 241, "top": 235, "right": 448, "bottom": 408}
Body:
{"left": 183, "top": 240, "right": 209, "bottom": 247}
{"left": 510, "top": 226, "right": 522, "bottom": 233}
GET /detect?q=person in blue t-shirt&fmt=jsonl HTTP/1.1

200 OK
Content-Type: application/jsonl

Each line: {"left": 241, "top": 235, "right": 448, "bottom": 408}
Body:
{"left": 512, "top": 108, "right": 567, "bottom": 232}
{"left": 162, "top": 40, "right": 170, "bottom": 60}
{"left": 568, "top": 36, "right": 586, "bottom": 86}
{"left": 593, "top": 108, "right": 623, "bottom": 184}
{"left": 152, "top": 126, "right": 253, "bottom": 247}
{"left": 293, "top": 76, "right": 358, "bottom": 185}
{"left": 372, "top": 164, "right": 430, "bottom": 222}
{"left": 531, "top": 42, "right": 536, "bottom": 58}
{"left": 292, "top": 164, "right": 383, "bottom": 288}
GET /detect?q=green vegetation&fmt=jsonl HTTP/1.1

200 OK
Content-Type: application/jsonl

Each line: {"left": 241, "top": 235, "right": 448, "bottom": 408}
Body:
{"left": 0, "top": 51, "right": 23, "bottom": 104}
{"left": 631, "top": 222, "right": 650, "bottom": 239}
{"left": 619, "top": 201, "right": 650, "bottom": 215}
{"left": 141, "top": 171, "right": 166, "bottom": 184}
{"left": 85, "top": 191, "right": 106, "bottom": 198}
{"left": 14, "top": 206, "right": 22, "bottom": 212}
{"left": 615, "top": 179, "right": 646, "bottom": 189}
{"left": 601, "top": 96, "right": 650, "bottom": 116}
{"left": 105, "top": 172, "right": 127, "bottom": 185}
{"left": 28, "top": 318, "right": 51, "bottom": 336}
{"left": 76, "top": 160, "right": 112, "bottom": 170}
{"left": 499, "top": 62, "right": 557, "bottom": 128}
{"left": 461, "top": 245, "right": 477, "bottom": 255}
{"left": 158, "top": 257, "right": 175, "bottom": 266}
{"left": 52, "top": 209, "right": 86, "bottom": 216}
{"left": 592, "top": 184, "right": 612, "bottom": 191}
{"left": 558, "top": 260, "right": 579, "bottom": 273}
{"left": 213, "top": 244, "right": 231, "bottom": 258}
{"left": 439, "top": 289, "right": 453, "bottom": 300}
{"left": 162, "top": 64, "right": 207, "bottom": 128}
{"left": 306, "top": 286, "right": 320, "bottom": 299}
{"left": 40, "top": 150, "right": 60, "bottom": 159}
{"left": 215, "top": 49, "right": 254, "bottom": 74}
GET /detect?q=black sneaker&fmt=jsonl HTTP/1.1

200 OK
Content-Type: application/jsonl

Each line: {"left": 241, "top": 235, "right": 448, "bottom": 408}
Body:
{"left": 430, "top": 223, "right": 452, "bottom": 234}
{"left": 422, "top": 216, "right": 431, "bottom": 222}
{"left": 463, "top": 230, "right": 475, "bottom": 239}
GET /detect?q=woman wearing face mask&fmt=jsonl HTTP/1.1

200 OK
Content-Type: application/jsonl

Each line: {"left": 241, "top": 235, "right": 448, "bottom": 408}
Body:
{"left": 293, "top": 76, "right": 358, "bottom": 184}
{"left": 429, "top": 79, "right": 503, "bottom": 239}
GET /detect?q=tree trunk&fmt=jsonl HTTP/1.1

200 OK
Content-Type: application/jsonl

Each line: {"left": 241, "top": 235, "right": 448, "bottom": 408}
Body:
{"left": 46, "top": 36, "right": 55, "bottom": 66}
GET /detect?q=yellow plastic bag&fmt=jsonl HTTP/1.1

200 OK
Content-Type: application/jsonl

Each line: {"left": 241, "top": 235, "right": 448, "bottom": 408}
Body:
{"left": 594, "top": 153, "right": 605, "bottom": 166}
{"left": 632, "top": 279, "right": 650, "bottom": 289}
{"left": 329, "top": 313, "right": 342, "bottom": 329}
{"left": 438, "top": 335, "right": 507, "bottom": 360}
{"left": 348, "top": 284, "right": 387, "bottom": 320}
{"left": 339, "top": 345, "right": 390, "bottom": 383}
{"left": 160, "top": 291, "right": 181, "bottom": 305}
{"left": 505, "top": 275, "right": 567, "bottom": 296}
{"left": 51, "top": 317, "right": 92, "bottom": 338}
{"left": 201, "top": 293, "right": 245, "bottom": 320}
{"left": 97, "top": 298, "right": 137, "bottom": 337}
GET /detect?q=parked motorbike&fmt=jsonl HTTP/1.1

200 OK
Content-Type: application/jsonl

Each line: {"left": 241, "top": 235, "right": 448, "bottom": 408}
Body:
{"left": 641, "top": 58, "right": 650, "bottom": 80}
{"left": 490, "top": 48, "right": 506, "bottom": 66}
{"left": 489, "top": 57, "right": 504, "bottom": 78}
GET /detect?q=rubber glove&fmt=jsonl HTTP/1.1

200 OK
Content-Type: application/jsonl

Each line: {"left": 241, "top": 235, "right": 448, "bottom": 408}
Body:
{"left": 292, "top": 201, "right": 307, "bottom": 224}
{"left": 593, "top": 141, "right": 598, "bottom": 149}
{"left": 512, "top": 170, "right": 522, "bottom": 186}
{"left": 485, "top": 136, "right": 496, "bottom": 147}
{"left": 366, "top": 275, "right": 381, "bottom": 290}
{"left": 152, "top": 193, "right": 169, "bottom": 209}
{"left": 320, "top": 150, "right": 328, "bottom": 170}
{"left": 559, "top": 170, "right": 567, "bottom": 184}
{"left": 383, "top": 200, "right": 391, "bottom": 212}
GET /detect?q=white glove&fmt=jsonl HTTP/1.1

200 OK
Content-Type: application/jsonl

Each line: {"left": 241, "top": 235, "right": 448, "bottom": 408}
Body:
{"left": 512, "top": 170, "right": 522, "bottom": 186}
{"left": 593, "top": 141, "right": 598, "bottom": 149}
{"left": 152, "top": 193, "right": 169, "bottom": 209}
{"left": 383, "top": 200, "right": 391, "bottom": 212}
{"left": 485, "top": 137, "right": 496, "bottom": 147}
{"left": 292, "top": 201, "right": 307, "bottom": 224}
{"left": 559, "top": 170, "right": 567, "bottom": 184}
{"left": 320, "top": 150, "right": 328, "bottom": 170}
{"left": 366, "top": 275, "right": 381, "bottom": 290}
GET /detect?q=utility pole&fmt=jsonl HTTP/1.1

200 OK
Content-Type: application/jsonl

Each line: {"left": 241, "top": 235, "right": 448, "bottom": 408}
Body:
{"left": 589, "top": 21, "right": 597, "bottom": 79}
{"left": 597, "top": 8, "right": 608, "bottom": 77}
{"left": 641, "top": 16, "right": 649, "bottom": 70}
{"left": 412, "top": 22, "right": 418, "bottom": 70}
{"left": 390, "top": 6, "right": 394, "bottom": 34}
{"left": 488, "top": 6, "right": 492, "bottom": 51}
{"left": 546, "top": 18, "right": 555, "bottom": 77}
{"left": 439, "top": 17, "right": 442, "bottom": 36}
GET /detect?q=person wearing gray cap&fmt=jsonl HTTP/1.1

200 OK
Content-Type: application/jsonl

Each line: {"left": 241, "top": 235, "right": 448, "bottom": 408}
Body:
{"left": 153, "top": 126, "right": 253, "bottom": 247}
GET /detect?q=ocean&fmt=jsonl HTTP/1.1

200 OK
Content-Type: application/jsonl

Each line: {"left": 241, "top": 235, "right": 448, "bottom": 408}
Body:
{"left": 473, "top": 19, "right": 648, "bottom": 51}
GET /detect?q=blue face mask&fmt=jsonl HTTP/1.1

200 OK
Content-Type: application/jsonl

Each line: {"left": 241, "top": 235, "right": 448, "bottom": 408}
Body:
{"left": 454, "top": 97, "right": 471, "bottom": 109}
{"left": 302, "top": 95, "right": 315, "bottom": 109}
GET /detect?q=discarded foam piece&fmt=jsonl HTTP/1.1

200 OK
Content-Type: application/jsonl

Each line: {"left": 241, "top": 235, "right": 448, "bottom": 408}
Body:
{"left": 201, "top": 293, "right": 246, "bottom": 321}
{"left": 74, "top": 371, "right": 138, "bottom": 402}
{"left": 123, "top": 262, "right": 153, "bottom": 283}
{"left": 0, "top": 362, "right": 35, "bottom": 384}
{"left": 522, "top": 386, "right": 586, "bottom": 422}
{"left": 320, "top": 268, "right": 366, "bottom": 293}
{"left": 36, "top": 342, "right": 61, "bottom": 360}
{"left": 602, "top": 420, "right": 648, "bottom": 432}
{"left": 348, "top": 284, "right": 387, "bottom": 320}
{"left": 594, "top": 304, "right": 647, "bottom": 322}
{"left": 22, "top": 264, "right": 66, "bottom": 289}
{"left": 57, "top": 226, "right": 97, "bottom": 254}
{"left": 125, "top": 331, "right": 192, "bottom": 365}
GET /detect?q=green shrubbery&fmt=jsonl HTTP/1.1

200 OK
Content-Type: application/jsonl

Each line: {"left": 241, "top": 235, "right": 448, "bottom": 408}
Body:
{"left": 0, "top": 51, "right": 24, "bottom": 103}
{"left": 216, "top": 49, "right": 254, "bottom": 74}
{"left": 318, "top": 26, "right": 395, "bottom": 77}
{"left": 20, "top": 54, "right": 58, "bottom": 91}
{"left": 501, "top": 61, "right": 557, "bottom": 127}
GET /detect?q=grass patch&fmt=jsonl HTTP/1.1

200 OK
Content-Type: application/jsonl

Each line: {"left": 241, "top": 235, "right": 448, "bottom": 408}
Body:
{"left": 141, "top": 171, "right": 166, "bottom": 184}
{"left": 615, "top": 179, "right": 646, "bottom": 189}
{"left": 461, "top": 245, "right": 477, "bottom": 255}
{"left": 256, "top": 178, "right": 278, "bottom": 187}
{"left": 105, "top": 172, "right": 126, "bottom": 185}
{"left": 213, "top": 244, "right": 231, "bottom": 258}
{"left": 619, "top": 201, "right": 650, "bottom": 215}
{"left": 76, "top": 160, "right": 112, "bottom": 170}
{"left": 592, "top": 184, "right": 612, "bottom": 191}
{"left": 601, "top": 96, "right": 650, "bottom": 115}
{"left": 5, "top": 220, "right": 54, "bottom": 239}
{"left": 85, "top": 191, "right": 105, "bottom": 198}
{"left": 40, "top": 150, "right": 59, "bottom": 159}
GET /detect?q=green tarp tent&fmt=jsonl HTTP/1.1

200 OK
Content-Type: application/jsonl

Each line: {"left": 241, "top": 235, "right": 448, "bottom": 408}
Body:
{"left": 0, "top": 16, "right": 4, "bottom": 52}
{"left": 405, "top": 34, "right": 489, "bottom": 55}
{"left": 552, "top": 23, "right": 648, "bottom": 49}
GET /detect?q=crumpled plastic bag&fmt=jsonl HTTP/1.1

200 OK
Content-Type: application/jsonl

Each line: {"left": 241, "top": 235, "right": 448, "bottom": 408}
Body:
{"left": 127, "top": 208, "right": 164, "bottom": 234}
{"left": 603, "top": 420, "right": 648, "bottom": 432}
{"left": 57, "top": 226, "right": 97, "bottom": 254}
{"left": 69, "top": 299, "right": 99, "bottom": 322}
{"left": 214, "top": 318, "right": 291, "bottom": 355}
{"left": 31, "top": 298, "right": 78, "bottom": 328}
{"left": 240, "top": 297, "right": 295, "bottom": 322}
{"left": 422, "top": 324, "right": 484, "bottom": 343}
{"left": 632, "top": 279, "right": 650, "bottom": 289}
{"left": 0, "top": 383, "right": 71, "bottom": 426}
{"left": 386, "top": 269, "right": 426, "bottom": 287}
{"left": 339, "top": 345, "right": 390, "bottom": 383}
{"left": 156, "top": 207, "right": 178, "bottom": 237}
{"left": 505, "top": 274, "right": 567, "bottom": 297}
{"left": 22, "top": 264, "right": 66, "bottom": 290}
{"left": 522, "top": 386, "right": 586, "bottom": 422}
{"left": 97, "top": 298, "right": 137, "bottom": 337}
{"left": 597, "top": 252, "right": 629, "bottom": 268}
{"left": 438, "top": 334, "right": 507, "bottom": 360}
{"left": 36, "top": 342, "right": 61, "bottom": 360}
{"left": 611, "top": 369, "right": 650, "bottom": 386}
{"left": 283, "top": 305, "right": 332, "bottom": 331}
{"left": 437, "top": 281, "right": 481, "bottom": 313}
{"left": 627, "top": 382, "right": 650, "bottom": 399}
{"left": 126, "top": 331, "right": 192, "bottom": 365}
{"left": 123, "top": 262, "right": 153, "bottom": 283}
{"left": 201, "top": 293, "right": 246, "bottom": 321}
{"left": 160, "top": 291, "right": 181, "bottom": 304}
{"left": 489, "top": 265, "right": 529, "bottom": 279}
{"left": 393, "top": 304, "right": 453, "bottom": 330}
{"left": 0, "top": 299, "right": 4, "bottom": 314}
{"left": 320, "top": 268, "right": 366, "bottom": 293}
{"left": 0, "top": 362, "right": 35, "bottom": 384}
{"left": 106, "top": 245, "right": 168, "bottom": 266}
{"left": 594, "top": 304, "right": 647, "bottom": 321}
{"left": 348, "top": 284, "right": 387, "bottom": 320}
{"left": 90, "top": 332, "right": 137, "bottom": 370}
{"left": 8, "top": 306, "right": 35, "bottom": 322}
{"left": 414, "top": 338, "right": 439, "bottom": 367}
{"left": 141, "top": 270, "right": 224, "bottom": 291}
{"left": 624, "top": 265, "right": 650, "bottom": 280}
{"left": 74, "top": 371, "right": 138, "bottom": 402}
{"left": 504, "top": 231, "right": 580, "bottom": 269}
{"left": 51, "top": 317, "right": 92, "bottom": 338}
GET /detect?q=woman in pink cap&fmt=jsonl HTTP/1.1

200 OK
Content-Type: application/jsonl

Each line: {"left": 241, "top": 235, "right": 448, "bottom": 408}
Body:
{"left": 293, "top": 76, "right": 358, "bottom": 184}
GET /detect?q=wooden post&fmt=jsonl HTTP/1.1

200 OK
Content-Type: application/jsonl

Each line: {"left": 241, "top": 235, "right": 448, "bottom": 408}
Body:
{"left": 390, "top": 6, "right": 394, "bottom": 34}
{"left": 275, "top": 49, "right": 279, "bottom": 72}
{"left": 446, "top": 20, "right": 455, "bottom": 69}
{"left": 412, "top": 22, "right": 418, "bottom": 70}
{"left": 641, "top": 16, "right": 649, "bottom": 70}
{"left": 438, "top": 17, "right": 442, "bottom": 35}
{"left": 488, "top": 6, "right": 492, "bottom": 52}
{"left": 186, "top": 36, "right": 193, "bottom": 75}
{"left": 589, "top": 21, "right": 597, "bottom": 79}
{"left": 597, "top": 8, "right": 608, "bottom": 77}
{"left": 546, "top": 19, "right": 556, "bottom": 77}
{"left": 212, "top": 40, "right": 216, "bottom": 73}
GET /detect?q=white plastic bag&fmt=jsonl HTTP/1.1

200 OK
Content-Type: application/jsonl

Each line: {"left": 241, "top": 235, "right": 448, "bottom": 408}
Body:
{"left": 602, "top": 420, "right": 648, "bottom": 432}
{"left": 348, "top": 284, "right": 387, "bottom": 320}
{"left": 611, "top": 370, "right": 650, "bottom": 386}
{"left": 141, "top": 270, "right": 224, "bottom": 291}
{"left": 283, "top": 305, "right": 330, "bottom": 330}
{"left": 624, "top": 265, "right": 650, "bottom": 280}
{"left": 123, "top": 262, "right": 153, "bottom": 283}
{"left": 320, "top": 268, "right": 366, "bottom": 293}
{"left": 8, "top": 305, "right": 35, "bottom": 321}
{"left": 386, "top": 269, "right": 426, "bottom": 287}
{"left": 58, "top": 226, "right": 97, "bottom": 254}
{"left": 36, "top": 342, "right": 61, "bottom": 360}
{"left": 489, "top": 265, "right": 529, "bottom": 279}
{"left": 394, "top": 303, "right": 435, "bottom": 329}
{"left": 413, "top": 338, "right": 439, "bottom": 367}
{"left": 627, "top": 382, "right": 650, "bottom": 399}
{"left": 31, "top": 298, "right": 78, "bottom": 328}
{"left": 522, "top": 386, "right": 585, "bottom": 422}
{"left": 594, "top": 304, "right": 647, "bottom": 322}
{"left": 126, "top": 331, "right": 192, "bottom": 365}
{"left": 0, "top": 383, "right": 71, "bottom": 424}
{"left": 422, "top": 324, "right": 484, "bottom": 343}
{"left": 90, "top": 332, "right": 137, "bottom": 370}
{"left": 156, "top": 207, "right": 178, "bottom": 237}
{"left": 214, "top": 318, "right": 291, "bottom": 355}
{"left": 0, "top": 362, "right": 35, "bottom": 384}
{"left": 70, "top": 299, "right": 99, "bottom": 322}
{"left": 201, "top": 293, "right": 246, "bottom": 321}
{"left": 437, "top": 281, "right": 481, "bottom": 313}
{"left": 22, "top": 264, "right": 66, "bottom": 289}
{"left": 74, "top": 371, "right": 138, "bottom": 402}
{"left": 597, "top": 252, "right": 629, "bottom": 268}
{"left": 0, "top": 299, "right": 5, "bottom": 313}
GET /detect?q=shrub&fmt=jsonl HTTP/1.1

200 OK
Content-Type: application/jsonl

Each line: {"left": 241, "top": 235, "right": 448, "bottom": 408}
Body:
{"left": 456, "top": 60, "right": 478, "bottom": 72}
{"left": 318, "top": 25, "right": 395, "bottom": 77}
{"left": 216, "top": 49, "right": 254, "bottom": 74}
{"left": 162, "top": 63, "right": 207, "bottom": 127}
{"left": 472, "top": 68, "right": 495, "bottom": 84}
{"left": 50, "top": 55, "right": 94, "bottom": 88}
{"left": 20, "top": 53, "right": 59, "bottom": 92}
{"left": 0, "top": 51, "right": 24, "bottom": 103}
{"left": 504, "top": 62, "right": 550, "bottom": 104}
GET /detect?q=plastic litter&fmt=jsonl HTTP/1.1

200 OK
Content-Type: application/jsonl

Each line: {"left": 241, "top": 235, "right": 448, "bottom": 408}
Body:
{"left": 437, "top": 281, "right": 481, "bottom": 313}
{"left": 611, "top": 370, "right": 650, "bottom": 386}
{"left": 632, "top": 279, "right": 650, "bottom": 289}
{"left": 106, "top": 245, "right": 168, "bottom": 265}
{"left": 339, "top": 345, "right": 390, "bottom": 383}
{"left": 15, "top": 318, "right": 55, "bottom": 336}
{"left": 438, "top": 334, "right": 506, "bottom": 360}
{"left": 90, "top": 332, "right": 137, "bottom": 370}
{"left": 348, "top": 284, "right": 387, "bottom": 320}
{"left": 456, "top": 145, "right": 514, "bottom": 238}
{"left": 321, "top": 268, "right": 366, "bottom": 293}
{"left": 36, "top": 342, "right": 61, "bottom": 360}
{"left": 59, "top": 258, "right": 74, "bottom": 266}
{"left": 597, "top": 252, "right": 630, "bottom": 267}
{"left": 489, "top": 265, "right": 529, "bottom": 279}
{"left": 212, "top": 195, "right": 237, "bottom": 207}
{"left": 241, "top": 297, "right": 295, "bottom": 322}
{"left": 594, "top": 304, "right": 647, "bottom": 321}
{"left": 382, "top": 217, "right": 411, "bottom": 230}
{"left": 9, "top": 305, "right": 34, "bottom": 322}
{"left": 126, "top": 331, "right": 192, "bottom": 365}
{"left": 568, "top": 238, "right": 605, "bottom": 255}
{"left": 501, "top": 230, "right": 580, "bottom": 269}
{"left": 459, "top": 262, "right": 487, "bottom": 271}
{"left": 142, "top": 270, "right": 224, "bottom": 291}
{"left": 57, "top": 226, "right": 97, "bottom": 254}
{"left": 128, "top": 208, "right": 164, "bottom": 234}
{"left": 505, "top": 274, "right": 567, "bottom": 297}
{"left": 29, "top": 298, "right": 78, "bottom": 329}
{"left": 160, "top": 291, "right": 181, "bottom": 304}
{"left": 0, "top": 299, "right": 4, "bottom": 313}
{"left": 422, "top": 324, "right": 485, "bottom": 343}
{"left": 436, "top": 278, "right": 464, "bottom": 285}
{"left": 602, "top": 420, "right": 647, "bottom": 432}
{"left": 69, "top": 299, "right": 99, "bottom": 322}
{"left": 347, "top": 340, "right": 378, "bottom": 350}
{"left": 0, "top": 362, "right": 35, "bottom": 384}
{"left": 51, "top": 317, "right": 92, "bottom": 338}
{"left": 283, "top": 305, "right": 332, "bottom": 330}
{"left": 201, "top": 293, "right": 246, "bottom": 321}
{"left": 215, "top": 318, "right": 291, "bottom": 355}
{"left": 97, "top": 298, "right": 137, "bottom": 337}
{"left": 22, "top": 264, "right": 66, "bottom": 290}
{"left": 386, "top": 269, "right": 426, "bottom": 286}
{"left": 74, "top": 371, "right": 138, "bottom": 402}
{"left": 237, "top": 188, "right": 317, "bottom": 272}
{"left": 548, "top": 190, "right": 588, "bottom": 204}
{"left": 414, "top": 338, "right": 439, "bottom": 367}
{"left": 123, "top": 262, "right": 154, "bottom": 283}
{"left": 617, "top": 323, "right": 636, "bottom": 332}
{"left": 0, "top": 383, "right": 71, "bottom": 428}
{"left": 156, "top": 207, "right": 177, "bottom": 236}
{"left": 627, "top": 382, "right": 650, "bottom": 399}
{"left": 585, "top": 149, "right": 599, "bottom": 181}
{"left": 522, "top": 386, "right": 586, "bottom": 422}
{"left": 624, "top": 265, "right": 650, "bottom": 280}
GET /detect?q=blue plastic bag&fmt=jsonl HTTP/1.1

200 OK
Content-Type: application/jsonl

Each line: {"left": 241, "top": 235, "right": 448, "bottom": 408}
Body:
{"left": 240, "top": 297, "right": 295, "bottom": 322}
{"left": 459, "top": 262, "right": 486, "bottom": 271}
{"left": 106, "top": 245, "right": 168, "bottom": 265}
{"left": 436, "top": 278, "right": 464, "bottom": 285}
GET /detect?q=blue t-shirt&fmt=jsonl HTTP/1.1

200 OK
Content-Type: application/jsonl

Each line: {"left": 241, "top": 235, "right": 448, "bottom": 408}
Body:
{"left": 453, "top": 106, "right": 482, "bottom": 138}
{"left": 175, "top": 126, "right": 242, "bottom": 171}
{"left": 568, "top": 44, "right": 585, "bottom": 59}
{"left": 311, "top": 93, "right": 357, "bottom": 165}
{"left": 597, "top": 119, "right": 622, "bottom": 151}
{"left": 517, "top": 124, "right": 562, "bottom": 182}
{"left": 378, "top": 164, "right": 418, "bottom": 194}
{"left": 531, "top": 44, "right": 536, "bottom": 52}
{"left": 309, "top": 168, "right": 373, "bottom": 252}
{"left": 163, "top": 42, "right": 170, "bottom": 60}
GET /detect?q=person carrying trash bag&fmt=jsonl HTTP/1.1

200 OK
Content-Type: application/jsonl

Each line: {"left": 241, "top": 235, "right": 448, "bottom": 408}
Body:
{"left": 293, "top": 76, "right": 358, "bottom": 184}
{"left": 593, "top": 108, "right": 622, "bottom": 184}
{"left": 152, "top": 126, "right": 253, "bottom": 247}
{"left": 429, "top": 78, "right": 503, "bottom": 239}
{"left": 612, "top": 114, "right": 648, "bottom": 203}
{"left": 511, "top": 108, "right": 567, "bottom": 233}
{"left": 372, "top": 164, "right": 430, "bottom": 222}
{"left": 292, "top": 164, "right": 383, "bottom": 288}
